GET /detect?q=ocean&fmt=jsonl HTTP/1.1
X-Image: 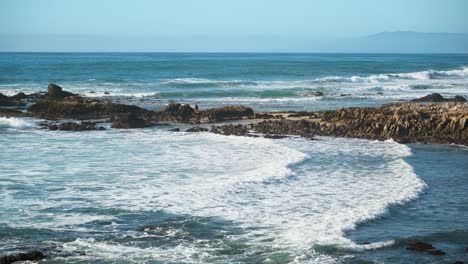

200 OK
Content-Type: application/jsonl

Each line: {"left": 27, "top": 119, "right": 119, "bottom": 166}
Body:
{"left": 0, "top": 53, "right": 467, "bottom": 263}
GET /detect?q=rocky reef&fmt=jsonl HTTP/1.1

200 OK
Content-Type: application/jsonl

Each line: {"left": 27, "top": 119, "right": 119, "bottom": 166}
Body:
{"left": 1, "top": 85, "right": 466, "bottom": 145}
{"left": 213, "top": 102, "right": 468, "bottom": 145}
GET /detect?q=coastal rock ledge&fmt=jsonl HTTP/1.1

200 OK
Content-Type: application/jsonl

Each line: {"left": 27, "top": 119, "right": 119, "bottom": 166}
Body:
{"left": 212, "top": 102, "right": 468, "bottom": 145}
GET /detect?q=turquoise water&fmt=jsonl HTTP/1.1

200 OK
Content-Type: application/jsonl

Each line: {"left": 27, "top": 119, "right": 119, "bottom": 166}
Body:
{"left": 0, "top": 53, "right": 467, "bottom": 263}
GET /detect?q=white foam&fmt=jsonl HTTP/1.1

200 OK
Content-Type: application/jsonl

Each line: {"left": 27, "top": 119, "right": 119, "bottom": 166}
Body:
{"left": 0, "top": 117, "right": 36, "bottom": 129}
{"left": 0, "top": 130, "right": 427, "bottom": 262}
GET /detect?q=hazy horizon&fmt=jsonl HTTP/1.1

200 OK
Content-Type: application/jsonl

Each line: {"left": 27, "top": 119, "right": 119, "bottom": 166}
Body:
{"left": 1, "top": 0, "right": 467, "bottom": 52}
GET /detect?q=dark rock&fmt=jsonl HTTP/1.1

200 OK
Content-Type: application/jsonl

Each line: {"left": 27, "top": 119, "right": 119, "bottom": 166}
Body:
{"left": 452, "top": 261, "right": 464, "bottom": 264}
{"left": 27, "top": 97, "right": 150, "bottom": 120}
{"left": 254, "top": 113, "right": 276, "bottom": 119}
{"left": 168, "top": 128, "right": 180, "bottom": 132}
{"left": 104, "top": 92, "right": 110, "bottom": 95}
{"left": 0, "top": 250, "right": 45, "bottom": 264}
{"left": 453, "top": 95, "right": 467, "bottom": 102}
{"left": 201, "top": 105, "right": 254, "bottom": 122}
{"left": 186, "top": 126, "right": 208, "bottom": 132}
{"left": 48, "top": 122, "right": 104, "bottom": 131}
{"left": 411, "top": 93, "right": 467, "bottom": 102}
{"left": 411, "top": 93, "right": 445, "bottom": 102}
{"left": 111, "top": 113, "right": 148, "bottom": 128}
{"left": 47, "top": 83, "right": 75, "bottom": 98}
{"left": 0, "top": 108, "right": 25, "bottom": 117}
{"left": 263, "top": 134, "right": 288, "bottom": 139}
{"left": 427, "top": 249, "right": 445, "bottom": 255}
{"left": 406, "top": 241, "right": 435, "bottom": 252}
{"left": 153, "top": 102, "right": 196, "bottom": 122}
{"left": 10, "top": 92, "right": 29, "bottom": 100}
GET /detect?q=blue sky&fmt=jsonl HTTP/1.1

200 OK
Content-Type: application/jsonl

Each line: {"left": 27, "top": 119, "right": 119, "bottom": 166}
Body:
{"left": 0, "top": 0, "right": 467, "bottom": 52}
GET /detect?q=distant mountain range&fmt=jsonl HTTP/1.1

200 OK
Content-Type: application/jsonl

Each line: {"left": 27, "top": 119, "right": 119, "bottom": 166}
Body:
{"left": 1, "top": 31, "right": 467, "bottom": 53}
{"left": 340, "top": 31, "right": 468, "bottom": 53}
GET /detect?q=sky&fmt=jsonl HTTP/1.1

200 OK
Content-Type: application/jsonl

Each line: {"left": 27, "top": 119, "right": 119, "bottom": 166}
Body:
{"left": 0, "top": 0, "right": 467, "bottom": 52}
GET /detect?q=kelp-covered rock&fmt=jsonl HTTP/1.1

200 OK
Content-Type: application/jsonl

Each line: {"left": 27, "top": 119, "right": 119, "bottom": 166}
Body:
{"left": 201, "top": 105, "right": 254, "bottom": 122}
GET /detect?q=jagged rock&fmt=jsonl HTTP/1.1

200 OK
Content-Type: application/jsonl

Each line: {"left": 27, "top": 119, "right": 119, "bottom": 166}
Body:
{"left": 111, "top": 113, "right": 148, "bottom": 128}
{"left": 168, "top": 128, "right": 180, "bottom": 132}
{"left": 211, "top": 102, "right": 468, "bottom": 145}
{"left": 186, "top": 126, "right": 209, "bottom": 132}
{"left": 154, "top": 102, "right": 196, "bottom": 122}
{"left": 0, "top": 250, "right": 45, "bottom": 264}
{"left": 201, "top": 105, "right": 254, "bottom": 122}
{"left": 411, "top": 93, "right": 467, "bottom": 102}
{"left": 47, "top": 83, "right": 75, "bottom": 98}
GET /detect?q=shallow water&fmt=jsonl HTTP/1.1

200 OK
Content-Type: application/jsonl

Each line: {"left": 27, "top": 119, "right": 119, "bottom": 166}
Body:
{"left": 2, "top": 121, "right": 466, "bottom": 263}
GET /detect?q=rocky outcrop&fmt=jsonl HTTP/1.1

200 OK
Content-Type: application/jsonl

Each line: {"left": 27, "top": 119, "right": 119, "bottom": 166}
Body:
{"left": 28, "top": 96, "right": 151, "bottom": 120}
{"left": 411, "top": 93, "right": 467, "bottom": 103}
{"left": 212, "top": 103, "right": 468, "bottom": 145}
{"left": 111, "top": 113, "right": 148, "bottom": 128}
{"left": 0, "top": 251, "right": 45, "bottom": 264}
{"left": 200, "top": 105, "right": 254, "bottom": 122}
{"left": 153, "top": 102, "right": 196, "bottom": 122}
{"left": 47, "top": 122, "right": 105, "bottom": 131}
{"left": 47, "top": 83, "right": 75, "bottom": 99}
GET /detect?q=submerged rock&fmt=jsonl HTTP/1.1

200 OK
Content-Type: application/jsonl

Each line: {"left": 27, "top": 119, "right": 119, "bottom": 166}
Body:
{"left": 406, "top": 241, "right": 435, "bottom": 252}
{"left": 0, "top": 251, "right": 45, "bottom": 264}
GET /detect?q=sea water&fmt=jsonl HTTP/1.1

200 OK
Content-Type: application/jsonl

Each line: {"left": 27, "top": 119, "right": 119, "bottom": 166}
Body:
{"left": 0, "top": 53, "right": 467, "bottom": 263}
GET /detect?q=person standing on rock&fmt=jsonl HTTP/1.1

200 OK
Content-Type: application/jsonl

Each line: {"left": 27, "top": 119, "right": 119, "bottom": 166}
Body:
{"left": 194, "top": 104, "right": 199, "bottom": 114}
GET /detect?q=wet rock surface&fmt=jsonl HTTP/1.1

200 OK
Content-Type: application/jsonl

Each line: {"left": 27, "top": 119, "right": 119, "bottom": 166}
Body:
{"left": 154, "top": 102, "right": 196, "bottom": 122}
{"left": 0, "top": 250, "right": 45, "bottom": 264}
